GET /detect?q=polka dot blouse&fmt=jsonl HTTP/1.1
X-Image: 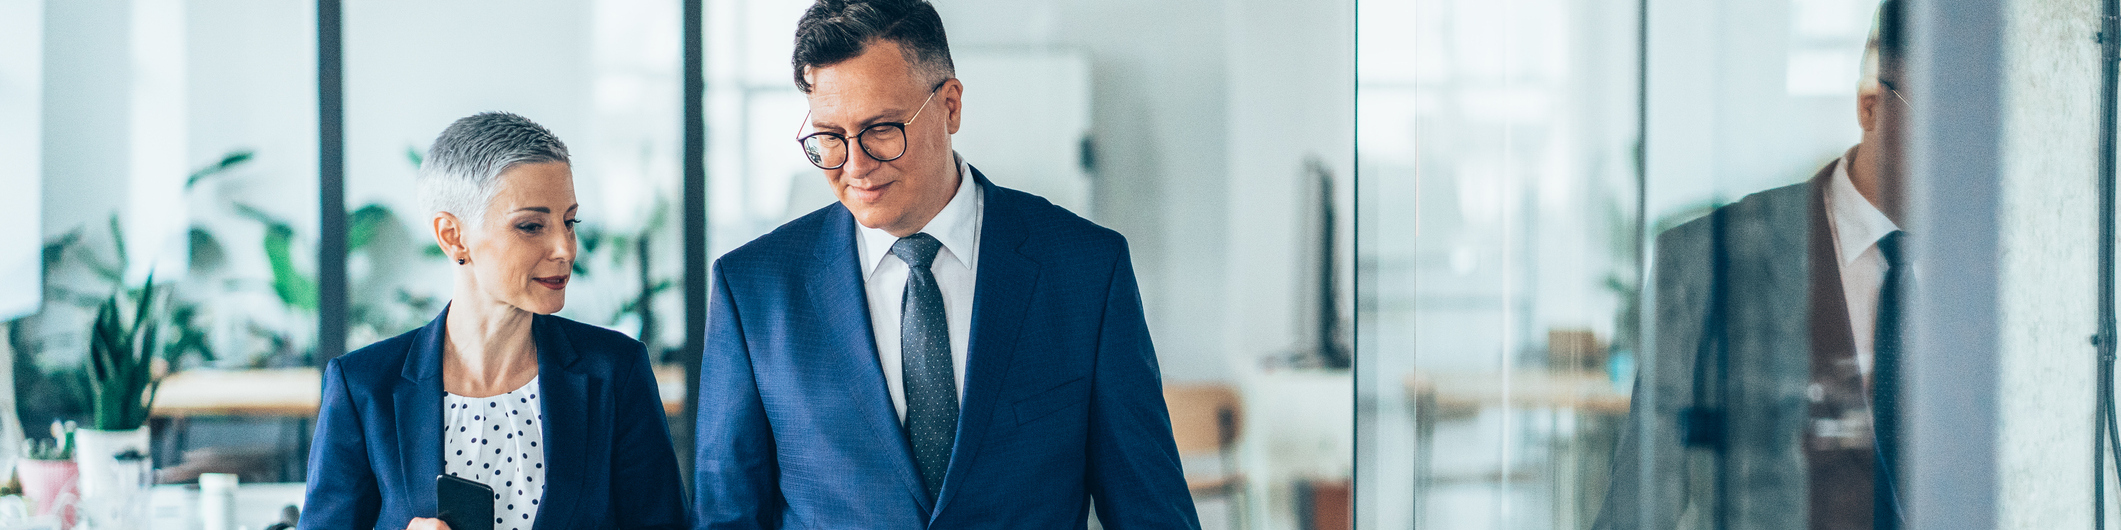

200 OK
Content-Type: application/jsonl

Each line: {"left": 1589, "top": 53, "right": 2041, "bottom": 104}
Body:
{"left": 444, "top": 377, "right": 547, "bottom": 530}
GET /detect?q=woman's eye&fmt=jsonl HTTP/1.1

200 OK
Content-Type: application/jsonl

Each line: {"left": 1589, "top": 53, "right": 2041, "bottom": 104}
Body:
{"left": 518, "top": 223, "right": 542, "bottom": 233}
{"left": 564, "top": 219, "right": 581, "bottom": 228}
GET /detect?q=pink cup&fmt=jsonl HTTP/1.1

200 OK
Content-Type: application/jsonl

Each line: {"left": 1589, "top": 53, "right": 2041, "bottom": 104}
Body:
{"left": 17, "top": 458, "right": 79, "bottom": 528}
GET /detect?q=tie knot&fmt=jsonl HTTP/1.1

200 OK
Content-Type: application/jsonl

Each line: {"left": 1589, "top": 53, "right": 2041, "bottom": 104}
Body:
{"left": 891, "top": 233, "right": 944, "bottom": 269}
{"left": 1877, "top": 230, "right": 1905, "bottom": 267}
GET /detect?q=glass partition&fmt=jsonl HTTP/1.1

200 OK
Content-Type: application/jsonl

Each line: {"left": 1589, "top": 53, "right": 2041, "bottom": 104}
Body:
{"left": 344, "top": 0, "right": 685, "bottom": 356}
{"left": 1358, "top": 0, "right": 1889, "bottom": 527}
{"left": 10, "top": 0, "right": 323, "bottom": 485}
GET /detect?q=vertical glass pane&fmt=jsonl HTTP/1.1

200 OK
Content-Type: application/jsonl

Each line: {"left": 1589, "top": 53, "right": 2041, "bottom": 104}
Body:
{"left": 1360, "top": 0, "right": 1886, "bottom": 527}
{"left": 16, "top": 0, "right": 325, "bottom": 489}
{"left": 13, "top": 1, "right": 335, "bottom": 500}
{"left": 1360, "top": 0, "right": 1643, "bottom": 525}
{"left": 343, "top": 1, "right": 684, "bottom": 354}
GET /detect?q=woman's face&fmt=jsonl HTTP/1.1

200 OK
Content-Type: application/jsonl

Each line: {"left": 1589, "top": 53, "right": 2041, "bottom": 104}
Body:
{"left": 455, "top": 162, "right": 578, "bottom": 315}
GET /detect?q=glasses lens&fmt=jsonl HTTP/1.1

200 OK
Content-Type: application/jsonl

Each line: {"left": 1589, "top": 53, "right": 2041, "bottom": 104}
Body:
{"left": 860, "top": 124, "right": 908, "bottom": 162}
{"left": 802, "top": 135, "right": 848, "bottom": 169}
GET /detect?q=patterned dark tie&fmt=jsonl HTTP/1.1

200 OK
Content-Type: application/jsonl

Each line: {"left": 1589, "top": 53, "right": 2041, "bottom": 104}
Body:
{"left": 892, "top": 233, "right": 957, "bottom": 502}
{"left": 1872, "top": 230, "right": 1905, "bottom": 529}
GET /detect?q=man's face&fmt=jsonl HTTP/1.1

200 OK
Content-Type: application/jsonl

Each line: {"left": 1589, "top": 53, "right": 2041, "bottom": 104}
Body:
{"left": 803, "top": 39, "right": 964, "bottom": 237}
{"left": 1857, "top": 74, "right": 1907, "bottom": 216}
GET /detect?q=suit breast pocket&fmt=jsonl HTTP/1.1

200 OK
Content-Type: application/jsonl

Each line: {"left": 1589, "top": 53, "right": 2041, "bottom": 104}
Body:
{"left": 1012, "top": 376, "right": 1088, "bottom": 426}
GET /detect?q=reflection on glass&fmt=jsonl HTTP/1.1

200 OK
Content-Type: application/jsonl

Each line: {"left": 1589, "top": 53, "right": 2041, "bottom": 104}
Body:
{"left": 1601, "top": 3, "right": 1906, "bottom": 528}
{"left": 1358, "top": 0, "right": 1890, "bottom": 527}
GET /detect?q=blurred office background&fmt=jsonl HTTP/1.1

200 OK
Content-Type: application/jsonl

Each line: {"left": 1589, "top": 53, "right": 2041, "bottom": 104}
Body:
{"left": 0, "top": 0, "right": 2114, "bottom": 528}
{"left": 1, "top": 0, "right": 1356, "bottom": 528}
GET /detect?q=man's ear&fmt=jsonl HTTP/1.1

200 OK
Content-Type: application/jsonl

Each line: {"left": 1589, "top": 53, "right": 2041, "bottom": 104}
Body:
{"left": 433, "top": 212, "right": 469, "bottom": 263}
{"left": 942, "top": 78, "right": 964, "bottom": 135}
{"left": 1857, "top": 90, "right": 1881, "bottom": 133}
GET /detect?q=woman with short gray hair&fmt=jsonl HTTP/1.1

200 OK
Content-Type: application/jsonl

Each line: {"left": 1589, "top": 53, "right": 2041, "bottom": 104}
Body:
{"left": 299, "top": 112, "right": 686, "bottom": 530}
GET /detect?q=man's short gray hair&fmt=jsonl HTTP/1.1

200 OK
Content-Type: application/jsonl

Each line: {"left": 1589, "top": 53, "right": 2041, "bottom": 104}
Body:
{"left": 417, "top": 112, "right": 571, "bottom": 227}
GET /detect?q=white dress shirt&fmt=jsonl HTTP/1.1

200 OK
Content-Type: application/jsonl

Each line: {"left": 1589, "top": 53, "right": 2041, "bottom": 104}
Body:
{"left": 857, "top": 153, "right": 982, "bottom": 424}
{"left": 1823, "top": 147, "right": 1902, "bottom": 379}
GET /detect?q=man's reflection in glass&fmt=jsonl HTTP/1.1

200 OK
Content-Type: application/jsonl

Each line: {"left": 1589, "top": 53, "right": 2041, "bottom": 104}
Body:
{"left": 1596, "top": 2, "right": 1906, "bottom": 529}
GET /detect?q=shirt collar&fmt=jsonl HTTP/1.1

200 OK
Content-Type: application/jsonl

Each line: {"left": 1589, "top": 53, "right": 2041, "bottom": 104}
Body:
{"left": 857, "top": 152, "right": 982, "bottom": 278}
{"left": 1826, "top": 146, "right": 1901, "bottom": 265}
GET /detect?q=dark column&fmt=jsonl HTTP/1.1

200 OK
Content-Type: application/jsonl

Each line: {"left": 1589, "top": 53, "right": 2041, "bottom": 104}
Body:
{"left": 316, "top": 0, "right": 347, "bottom": 364}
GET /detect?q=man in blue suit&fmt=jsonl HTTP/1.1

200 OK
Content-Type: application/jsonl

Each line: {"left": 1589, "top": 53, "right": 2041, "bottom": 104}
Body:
{"left": 692, "top": 0, "right": 1201, "bottom": 528}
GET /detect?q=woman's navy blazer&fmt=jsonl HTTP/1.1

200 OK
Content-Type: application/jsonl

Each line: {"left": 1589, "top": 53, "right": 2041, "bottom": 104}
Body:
{"left": 298, "top": 309, "right": 686, "bottom": 530}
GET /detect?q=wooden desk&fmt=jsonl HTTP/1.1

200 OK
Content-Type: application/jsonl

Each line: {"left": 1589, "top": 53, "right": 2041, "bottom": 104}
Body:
{"left": 151, "top": 366, "right": 692, "bottom": 418}
{"left": 1403, "top": 370, "right": 1630, "bottom": 527}
{"left": 151, "top": 369, "right": 321, "bottom": 417}
{"left": 1404, "top": 370, "right": 1631, "bottom": 416}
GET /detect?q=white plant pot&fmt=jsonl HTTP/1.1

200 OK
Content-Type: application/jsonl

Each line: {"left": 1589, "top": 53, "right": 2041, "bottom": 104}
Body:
{"left": 71, "top": 427, "right": 151, "bottom": 500}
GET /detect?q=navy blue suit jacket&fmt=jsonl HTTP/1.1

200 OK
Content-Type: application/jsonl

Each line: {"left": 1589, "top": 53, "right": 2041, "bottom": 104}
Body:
{"left": 694, "top": 170, "right": 1201, "bottom": 529}
{"left": 301, "top": 310, "right": 687, "bottom": 530}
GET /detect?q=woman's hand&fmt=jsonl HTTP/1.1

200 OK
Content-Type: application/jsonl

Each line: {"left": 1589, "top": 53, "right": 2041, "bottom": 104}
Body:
{"left": 408, "top": 517, "right": 454, "bottom": 530}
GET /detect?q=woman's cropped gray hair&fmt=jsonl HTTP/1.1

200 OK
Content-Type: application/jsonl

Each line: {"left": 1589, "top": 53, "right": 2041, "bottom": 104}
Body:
{"left": 417, "top": 112, "right": 571, "bottom": 227}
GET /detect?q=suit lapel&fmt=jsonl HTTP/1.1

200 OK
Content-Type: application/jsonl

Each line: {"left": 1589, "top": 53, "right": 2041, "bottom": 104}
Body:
{"left": 931, "top": 170, "right": 1040, "bottom": 521}
{"left": 530, "top": 314, "right": 590, "bottom": 530}
{"left": 393, "top": 311, "right": 450, "bottom": 517}
{"left": 810, "top": 205, "right": 934, "bottom": 515}
{"left": 1806, "top": 166, "right": 1858, "bottom": 369}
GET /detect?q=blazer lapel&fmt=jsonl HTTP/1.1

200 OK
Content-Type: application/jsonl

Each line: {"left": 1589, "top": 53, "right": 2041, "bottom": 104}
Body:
{"left": 929, "top": 170, "right": 1040, "bottom": 522}
{"left": 393, "top": 311, "right": 450, "bottom": 517}
{"left": 530, "top": 315, "right": 591, "bottom": 530}
{"left": 810, "top": 205, "right": 934, "bottom": 515}
{"left": 1806, "top": 165, "right": 1859, "bottom": 370}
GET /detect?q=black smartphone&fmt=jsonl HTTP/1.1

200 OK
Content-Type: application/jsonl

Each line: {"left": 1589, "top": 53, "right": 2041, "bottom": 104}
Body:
{"left": 436, "top": 474, "right": 495, "bottom": 530}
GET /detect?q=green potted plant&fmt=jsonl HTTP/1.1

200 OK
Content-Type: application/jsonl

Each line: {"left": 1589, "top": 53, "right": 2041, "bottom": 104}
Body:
{"left": 73, "top": 275, "right": 163, "bottom": 501}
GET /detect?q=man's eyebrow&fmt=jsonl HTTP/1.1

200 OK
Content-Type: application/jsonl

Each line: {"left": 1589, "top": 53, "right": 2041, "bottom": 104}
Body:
{"left": 813, "top": 109, "right": 909, "bottom": 132}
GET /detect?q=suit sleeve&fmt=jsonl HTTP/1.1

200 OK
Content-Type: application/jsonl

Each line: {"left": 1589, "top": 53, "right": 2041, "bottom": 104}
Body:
{"left": 609, "top": 341, "right": 689, "bottom": 529}
{"left": 297, "top": 359, "right": 384, "bottom": 530}
{"left": 1592, "top": 221, "right": 1709, "bottom": 530}
{"left": 1084, "top": 243, "right": 1204, "bottom": 530}
{"left": 693, "top": 260, "right": 783, "bottom": 529}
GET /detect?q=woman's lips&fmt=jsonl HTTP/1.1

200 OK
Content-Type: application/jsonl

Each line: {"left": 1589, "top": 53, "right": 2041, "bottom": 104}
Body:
{"left": 533, "top": 276, "right": 568, "bottom": 290}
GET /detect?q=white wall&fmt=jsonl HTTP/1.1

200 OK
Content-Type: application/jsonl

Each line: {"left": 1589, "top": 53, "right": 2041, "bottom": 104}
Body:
{"left": 1222, "top": 0, "right": 1356, "bottom": 375}
{"left": 1995, "top": 0, "right": 2101, "bottom": 526}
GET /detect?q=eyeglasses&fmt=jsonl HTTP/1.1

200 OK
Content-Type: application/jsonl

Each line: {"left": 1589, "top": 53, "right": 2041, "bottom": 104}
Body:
{"left": 796, "top": 80, "right": 948, "bottom": 170}
{"left": 1879, "top": 79, "right": 1911, "bottom": 109}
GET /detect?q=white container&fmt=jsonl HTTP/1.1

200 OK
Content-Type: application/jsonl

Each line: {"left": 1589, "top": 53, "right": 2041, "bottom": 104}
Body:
{"left": 71, "top": 428, "right": 151, "bottom": 500}
{"left": 199, "top": 473, "right": 238, "bottom": 530}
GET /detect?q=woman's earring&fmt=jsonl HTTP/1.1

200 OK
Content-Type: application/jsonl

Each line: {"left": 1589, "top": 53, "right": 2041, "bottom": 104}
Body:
{"left": 457, "top": 257, "right": 467, "bottom": 265}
